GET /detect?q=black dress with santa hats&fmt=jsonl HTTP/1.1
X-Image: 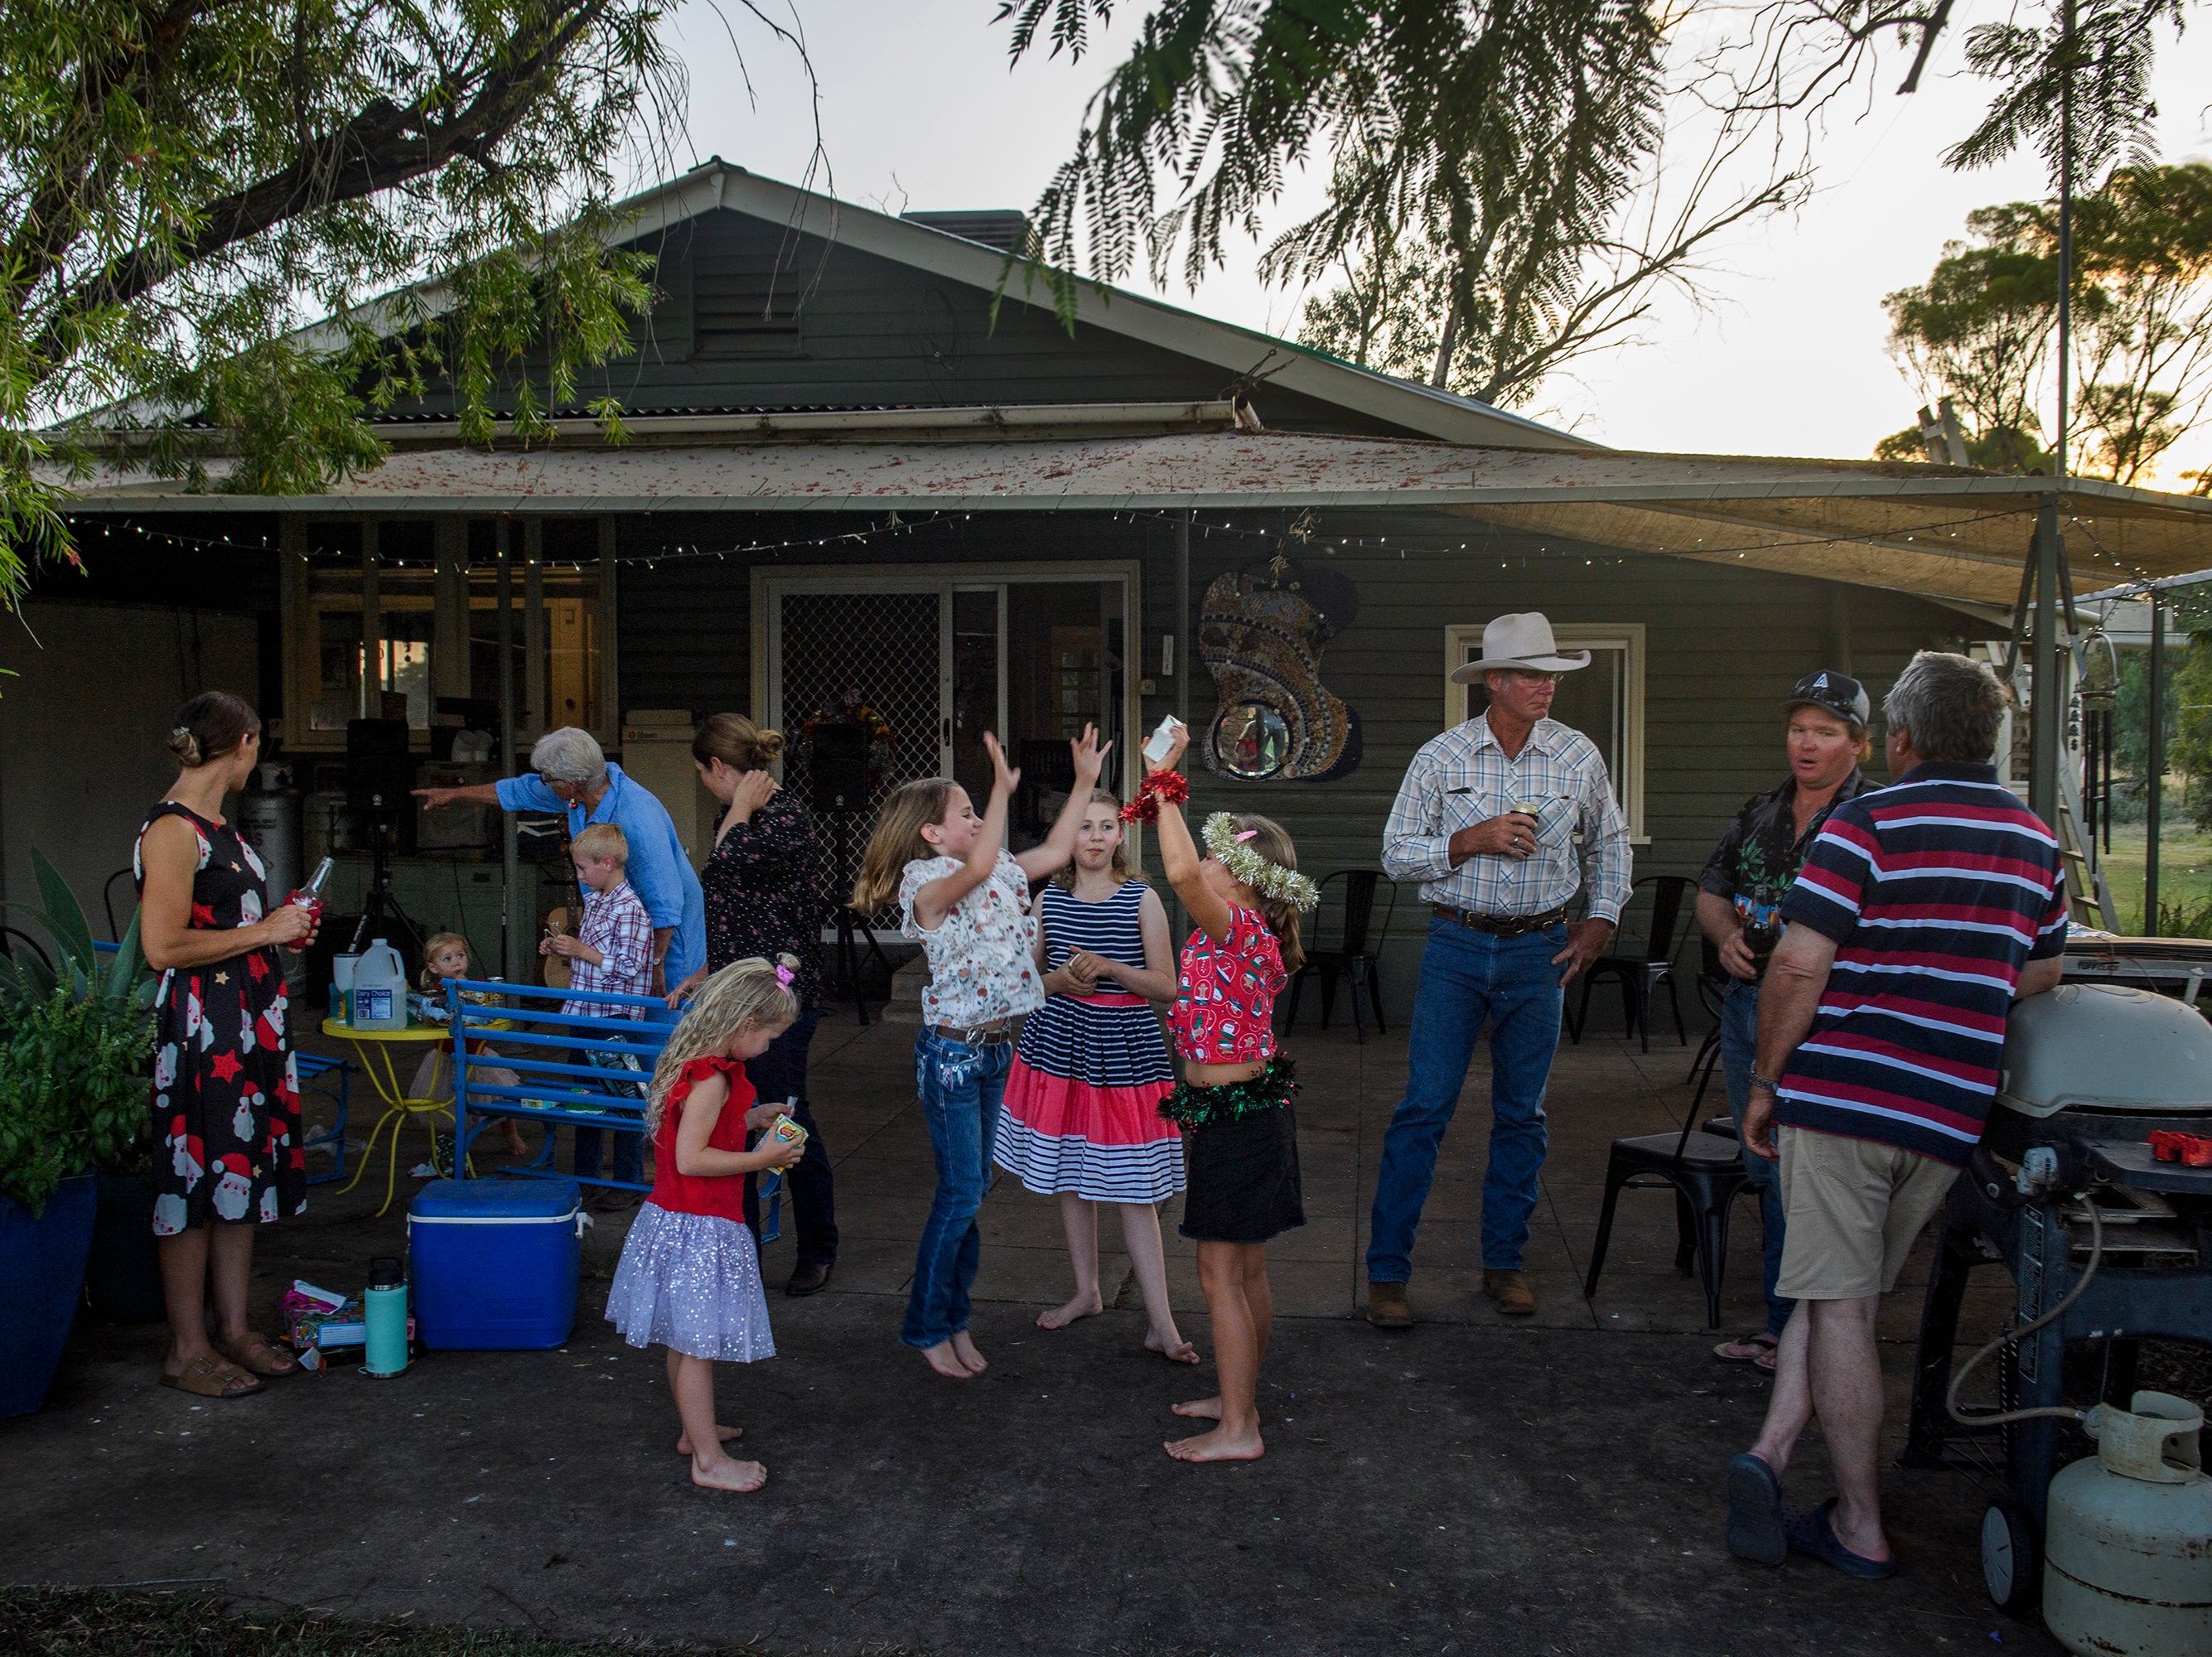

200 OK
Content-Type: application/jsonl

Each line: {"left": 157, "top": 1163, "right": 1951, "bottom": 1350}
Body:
{"left": 133, "top": 802, "right": 305, "bottom": 1235}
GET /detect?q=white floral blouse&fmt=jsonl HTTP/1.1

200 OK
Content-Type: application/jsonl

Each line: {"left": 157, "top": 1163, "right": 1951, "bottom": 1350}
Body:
{"left": 899, "top": 849, "right": 1044, "bottom": 1031}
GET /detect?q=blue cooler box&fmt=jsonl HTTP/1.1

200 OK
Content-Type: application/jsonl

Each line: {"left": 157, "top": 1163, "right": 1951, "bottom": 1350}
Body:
{"left": 408, "top": 1178, "right": 582, "bottom": 1349}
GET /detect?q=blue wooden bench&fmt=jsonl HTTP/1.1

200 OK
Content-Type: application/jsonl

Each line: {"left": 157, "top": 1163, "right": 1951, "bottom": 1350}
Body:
{"left": 445, "top": 978, "right": 784, "bottom": 1234}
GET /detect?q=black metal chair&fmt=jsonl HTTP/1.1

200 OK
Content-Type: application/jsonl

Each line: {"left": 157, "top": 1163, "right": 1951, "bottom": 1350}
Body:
{"left": 2, "top": 925, "right": 55, "bottom": 973}
{"left": 1567, "top": 873, "right": 1696, "bottom": 1052}
{"left": 103, "top": 867, "right": 137, "bottom": 941}
{"left": 1583, "top": 1069, "right": 1756, "bottom": 1330}
{"left": 1684, "top": 936, "right": 1727, "bottom": 1105}
{"left": 1281, "top": 870, "right": 1398, "bottom": 1042}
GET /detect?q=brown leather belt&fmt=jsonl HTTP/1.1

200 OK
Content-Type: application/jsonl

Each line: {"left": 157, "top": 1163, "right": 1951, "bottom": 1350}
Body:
{"left": 930, "top": 1020, "right": 1021, "bottom": 1046}
{"left": 1432, "top": 903, "right": 1568, "bottom": 938}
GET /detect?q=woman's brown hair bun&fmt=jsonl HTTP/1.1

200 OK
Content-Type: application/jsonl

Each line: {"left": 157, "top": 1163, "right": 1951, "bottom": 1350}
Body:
{"left": 168, "top": 692, "right": 258, "bottom": 769}
{"left": 692, "top": 712, "right": 783, "bottom": 772}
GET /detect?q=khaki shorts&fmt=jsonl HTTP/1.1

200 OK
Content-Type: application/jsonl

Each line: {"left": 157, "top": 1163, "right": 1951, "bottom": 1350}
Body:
{"left": 1775, "top": 1127, "right": 1958, "bottom": 1300}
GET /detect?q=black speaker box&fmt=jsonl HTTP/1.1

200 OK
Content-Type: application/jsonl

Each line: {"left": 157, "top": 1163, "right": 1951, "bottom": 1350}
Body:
{"left": 809, "top": 722, "right": 873, "bottom": 812}
{"left": 345, "top": 719, "right": 413, "bottom": 814}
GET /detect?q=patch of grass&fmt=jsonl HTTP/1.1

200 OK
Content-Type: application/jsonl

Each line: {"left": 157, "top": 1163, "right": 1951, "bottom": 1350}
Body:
{"left": 2088, "top": 820, "right": 2212, "bottom": 934}
{"left": 0, "top": 1588, "right": 912, "bottom": 1657}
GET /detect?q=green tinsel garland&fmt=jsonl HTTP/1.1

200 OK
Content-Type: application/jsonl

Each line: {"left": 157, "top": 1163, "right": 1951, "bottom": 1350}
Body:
{"left": 1158, "top": 1055, "right": 1299, "bottom": 1130}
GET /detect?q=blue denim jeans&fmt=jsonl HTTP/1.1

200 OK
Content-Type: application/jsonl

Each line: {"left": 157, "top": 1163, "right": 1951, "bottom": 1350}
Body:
{"left": 901, "top": 1031, "right": 1012, "bottom": 1349}
{"left": 1367, "top": 918, "right": 1567, "bottom": 1278}
{"left": 741, "top": 1008, "right": 837, "bottom": 1267}
{"left": 1721, "top": 978, "right": 1792, "bottom": 1338}
{"left": 574, "top": 1026, "right": 646, "bottom": 1186}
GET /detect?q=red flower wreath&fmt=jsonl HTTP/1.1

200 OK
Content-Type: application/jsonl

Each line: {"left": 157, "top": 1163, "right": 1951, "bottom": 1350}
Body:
{"left": 1119, "top": 770, "right": 1190, "bottom": 824}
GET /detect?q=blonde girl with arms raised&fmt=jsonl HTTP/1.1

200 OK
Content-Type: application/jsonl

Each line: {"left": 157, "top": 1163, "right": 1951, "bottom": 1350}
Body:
{"left": 1129, "top": 725, "right": 1316, "bottom": 1462}
{"left": 605, "top": 956, "right": 807, "bottom": 1492}
{"left": 993, "top": 789, "right": 1195, "bottom": 1362}
{"left": 851, "top": 725, "right": 1109, "bottom": 1381}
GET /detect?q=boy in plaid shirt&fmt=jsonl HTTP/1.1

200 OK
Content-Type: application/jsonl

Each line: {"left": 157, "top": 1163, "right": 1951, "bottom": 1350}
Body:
{"left": 542, "top": 823, "right": 654, "bottom": 1198}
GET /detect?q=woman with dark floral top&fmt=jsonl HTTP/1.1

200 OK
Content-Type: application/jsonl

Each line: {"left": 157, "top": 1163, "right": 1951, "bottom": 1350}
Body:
{"left": 668, "top": 713, "right": 838, "bottom": 1295}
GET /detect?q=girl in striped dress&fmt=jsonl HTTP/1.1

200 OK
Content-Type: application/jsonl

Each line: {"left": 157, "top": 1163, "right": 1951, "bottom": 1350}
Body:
{"left": 995, "top": 790, "right": 1197, "bottom": 1364}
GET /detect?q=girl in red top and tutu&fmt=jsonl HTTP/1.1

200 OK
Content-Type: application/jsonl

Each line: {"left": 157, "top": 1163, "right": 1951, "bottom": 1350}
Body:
{"left": 606, "top": 955, "right": 807, "bottom": 1493}
{"left": 1130, "top": 727, "right": 1317, "bottom": 1464}
{"left": 994, "top": 788, "right": 1196, "bottom": 1364}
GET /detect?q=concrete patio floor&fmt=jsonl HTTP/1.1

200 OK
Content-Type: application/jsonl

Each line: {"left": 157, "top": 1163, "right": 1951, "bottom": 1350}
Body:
{"left": 3, "top": 995, "right": 2058, "bottom": 1656}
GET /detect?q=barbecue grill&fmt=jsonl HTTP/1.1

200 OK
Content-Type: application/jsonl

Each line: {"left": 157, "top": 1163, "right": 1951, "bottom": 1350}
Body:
{"left": 1903, "top": 982, "right": 2212, "bottom": 1614}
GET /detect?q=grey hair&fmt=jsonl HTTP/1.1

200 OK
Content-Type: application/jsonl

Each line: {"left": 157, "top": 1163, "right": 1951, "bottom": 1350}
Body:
{"left": 529, "top": 727, "right": 608, "bottom": 789}
{"left": 1881, "top": 651, "right": 2011, "bottom": 764}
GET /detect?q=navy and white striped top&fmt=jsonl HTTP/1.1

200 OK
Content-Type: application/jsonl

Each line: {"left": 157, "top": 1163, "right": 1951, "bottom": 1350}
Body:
{"left": 1016, "top": 881, "right": 1173, "bottom": 1089}
{"left": 1775, "top": 762, "right": 2069, "bottom": 1167}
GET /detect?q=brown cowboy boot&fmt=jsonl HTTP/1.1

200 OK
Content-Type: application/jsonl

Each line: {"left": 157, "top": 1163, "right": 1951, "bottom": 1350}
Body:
{"left": 1366, "top": 1281, "right": 1414, "bottom": 1328}
{"left": 1482, "top": 1268, "right": 1536, "bottom": 1316}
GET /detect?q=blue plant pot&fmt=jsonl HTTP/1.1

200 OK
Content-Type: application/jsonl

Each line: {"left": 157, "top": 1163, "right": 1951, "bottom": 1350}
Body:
{"left": 0, "top": 1172, "right": 99, "bottom": 1416}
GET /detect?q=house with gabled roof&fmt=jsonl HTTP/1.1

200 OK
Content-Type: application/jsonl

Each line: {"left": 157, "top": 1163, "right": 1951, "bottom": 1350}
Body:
{"left": 11, "top": 158, "right": 2210, "bottom": 1011}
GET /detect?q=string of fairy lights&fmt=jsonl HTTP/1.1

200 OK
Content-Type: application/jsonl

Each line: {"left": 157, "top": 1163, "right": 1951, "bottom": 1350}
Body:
{"left": 58, "top": 502, "right": 2164, "bottom": 589}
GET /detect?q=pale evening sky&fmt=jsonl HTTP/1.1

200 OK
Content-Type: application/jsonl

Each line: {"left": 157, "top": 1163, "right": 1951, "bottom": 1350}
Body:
{"left": 664, "top": 2, "right": 2212, "bottom": 483}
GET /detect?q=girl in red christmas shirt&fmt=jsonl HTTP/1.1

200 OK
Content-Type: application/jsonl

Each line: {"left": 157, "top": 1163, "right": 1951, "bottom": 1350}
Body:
{"left": 606, "top": 955, "right": 807, "bottom": 1493}
{"left": 1128, "top": 726, "right": 1317, "bottom": 1463}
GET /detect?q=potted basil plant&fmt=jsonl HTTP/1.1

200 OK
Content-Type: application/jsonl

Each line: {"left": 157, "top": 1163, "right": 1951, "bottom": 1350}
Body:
{"left": 0, "top": 850, "right": 157, "bottom": 1414}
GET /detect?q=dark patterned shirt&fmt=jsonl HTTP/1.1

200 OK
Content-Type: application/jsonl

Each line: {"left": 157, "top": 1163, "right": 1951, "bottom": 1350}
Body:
{"left": 1699, "top": 769, "right": 1877, "bottom": 911}
{"left": 699, "top": 786, "right": 823, "bottom": 1012}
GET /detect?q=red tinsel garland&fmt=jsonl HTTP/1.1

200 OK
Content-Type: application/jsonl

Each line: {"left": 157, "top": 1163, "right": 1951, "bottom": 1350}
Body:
{"left": 1118, "top": 769, "right": 1191, "bottom": 824}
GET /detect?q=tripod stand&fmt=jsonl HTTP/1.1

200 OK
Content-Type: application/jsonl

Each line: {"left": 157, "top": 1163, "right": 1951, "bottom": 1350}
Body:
{"left": 821, "top": 809, "right": 892, "bottom": 1027}
{"left": 346, "top": 813, "right": 427, "bottom": 964}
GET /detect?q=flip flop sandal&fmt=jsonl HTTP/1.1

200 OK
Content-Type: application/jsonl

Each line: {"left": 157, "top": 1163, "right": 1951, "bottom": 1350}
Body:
{"left": 160, "top": 1355, "right": 263, "bottom": 1399}
{"left": 1724, "top": 1452, "right": 1786, "bottom": 1567}
{"left": 1712, "top": 1332, "right": 1780, "bottom": 1370}
{"left": 1784, "top": 1498, "right": 1899, "bottom": 1580}
{"left": 221, "top": 1331, "right": 300, "bottom": 1377}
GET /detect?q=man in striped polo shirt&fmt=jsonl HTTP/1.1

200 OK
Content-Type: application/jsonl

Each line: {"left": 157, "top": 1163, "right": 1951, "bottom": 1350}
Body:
{"left": 1724, "top": 651, "right": 2068, "bottom": 1580}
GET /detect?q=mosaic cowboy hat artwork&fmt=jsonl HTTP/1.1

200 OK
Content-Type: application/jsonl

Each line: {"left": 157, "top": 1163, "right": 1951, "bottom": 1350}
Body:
{"left": 1197, "top": 563, "right": 1362, "bottom": 781}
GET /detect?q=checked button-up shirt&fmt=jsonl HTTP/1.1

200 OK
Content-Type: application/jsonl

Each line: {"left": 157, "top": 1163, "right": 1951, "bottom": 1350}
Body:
{"left": 1381, "top": 714, "right": 1633, "bottom": 925}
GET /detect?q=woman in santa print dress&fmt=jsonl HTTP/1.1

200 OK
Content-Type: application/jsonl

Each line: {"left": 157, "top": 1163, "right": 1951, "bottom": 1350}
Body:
{"left": 135, "top": 693, "right": 318, "bottom": 1399}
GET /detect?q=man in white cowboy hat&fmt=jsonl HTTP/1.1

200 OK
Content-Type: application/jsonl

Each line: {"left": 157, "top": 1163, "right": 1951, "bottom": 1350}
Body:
{"left": 1369, "top": 611, "right": 1632, "bottom": 1323}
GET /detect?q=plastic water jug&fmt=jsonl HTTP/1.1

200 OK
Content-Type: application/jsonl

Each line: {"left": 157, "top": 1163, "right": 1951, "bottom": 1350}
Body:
{"left": 350, "top": 940, "right": 407, "bottom": 1031}
{"left": 2043, "top": 1390, "right": 2212, "bottom": 1656}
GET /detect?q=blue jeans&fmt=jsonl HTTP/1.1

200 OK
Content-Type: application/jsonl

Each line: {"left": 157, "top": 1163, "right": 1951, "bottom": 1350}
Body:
{"left": 574, "top": 1026, "right": 646, "bottom": 1186}
{"left": 741, "top": 1008, "right": 837, "bottom": 1267}
{"left": 1722, "top": 978, "right": 1792, "bottom": 1338}
{"left": 901, "top": 1031, "right": 1011, "bottom": 1349}
{"left": 1367, "top": 919, "right": 1567, "bottom": 1278}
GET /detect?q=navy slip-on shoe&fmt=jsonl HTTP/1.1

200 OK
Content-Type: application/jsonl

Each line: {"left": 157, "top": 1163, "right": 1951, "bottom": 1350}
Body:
{"left": 1724, "top": 1452, "right": 1786, "bottom": 1567}
{"left": 1784, "top": 1498, "right": 1898, "bottom": 1580}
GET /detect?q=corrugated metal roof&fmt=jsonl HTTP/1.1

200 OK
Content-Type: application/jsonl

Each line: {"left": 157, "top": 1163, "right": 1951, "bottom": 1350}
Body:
{"left": 55, "top": 428, "right": 2212, "bottom": 606}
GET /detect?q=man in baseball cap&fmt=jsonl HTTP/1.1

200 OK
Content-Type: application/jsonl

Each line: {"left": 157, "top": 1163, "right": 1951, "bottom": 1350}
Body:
{"left": 1693, "top": 669, "right": 1876, "bottom": 1373}
{"left": 1783, "top": 670, "right": 1871, "bottom": 731}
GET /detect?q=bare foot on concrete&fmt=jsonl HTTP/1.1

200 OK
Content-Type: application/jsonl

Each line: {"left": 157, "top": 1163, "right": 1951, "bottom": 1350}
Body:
{"left": 1171, "top": 1395, "right": 1223, "bottom": 1419}
{"left": 1164, "top": 1424, "right": 1264, "bottom": 1462}
{"left": 920, "top": 1340, "right": 974, "bottom": 1379}
{"left": 1037, "top": 1292, "right": 1104, "bottom": 1330}
{"left": 691, "top": 1455, "right": 768, "bottom": 1492}
{"left": 1145, "top": 1330, "right": 1201, "bottom": 1365}
{"left": 951, "top": 1330, "right": 988, "bottom": 1374}
{"left": 675, "top": 1424, "right": 741, "bottom": 1456}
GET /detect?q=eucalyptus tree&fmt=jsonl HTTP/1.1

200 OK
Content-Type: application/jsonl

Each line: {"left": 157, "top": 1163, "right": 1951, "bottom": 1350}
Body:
{"left": 0, "top": 0, "right": 695, "bottom": 611}
{"left": 997, "top": 0, "right": 1963, "bottom": 412}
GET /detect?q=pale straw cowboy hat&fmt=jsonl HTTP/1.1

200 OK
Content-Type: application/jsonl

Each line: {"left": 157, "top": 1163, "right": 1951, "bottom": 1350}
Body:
{"left": 1448, "top": 611, "right": 1592, "bottom": 684}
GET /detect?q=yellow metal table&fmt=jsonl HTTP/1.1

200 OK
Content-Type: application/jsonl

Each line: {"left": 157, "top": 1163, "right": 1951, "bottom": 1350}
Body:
{"left": 321, "top": 1016, "right": 513, "bottom": 1216}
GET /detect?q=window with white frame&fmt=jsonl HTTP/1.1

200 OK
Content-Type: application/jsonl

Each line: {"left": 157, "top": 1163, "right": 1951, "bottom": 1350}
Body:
{"left": 1443, "top": 622, "right": 1645, "bottom": 840}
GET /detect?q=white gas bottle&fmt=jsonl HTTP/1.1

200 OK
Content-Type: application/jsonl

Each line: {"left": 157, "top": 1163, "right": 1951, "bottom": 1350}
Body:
{"left": 350, "top": 939, "right": 408, "bottom": 1031}
{"left": 2043, "top": 1390, "right": 2212, "bottom": 1656}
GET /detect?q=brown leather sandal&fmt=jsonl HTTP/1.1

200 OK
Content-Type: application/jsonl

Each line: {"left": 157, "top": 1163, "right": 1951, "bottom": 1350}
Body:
{"left": 160, "top": 1354, "right": 263, "bottom": 1398}
{"left": 220, "top": 1331, "right": 301, "bottom": 1377}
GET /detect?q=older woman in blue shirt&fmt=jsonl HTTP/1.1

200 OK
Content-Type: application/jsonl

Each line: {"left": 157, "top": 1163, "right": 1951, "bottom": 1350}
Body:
{"left": 416, "top": 727, "right": 704, "bottom": 1189}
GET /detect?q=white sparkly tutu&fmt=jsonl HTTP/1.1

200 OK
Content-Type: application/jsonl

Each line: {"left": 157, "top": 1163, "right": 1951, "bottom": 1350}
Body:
{"left": 606, "top": 1202, "right": 775, "bottom": 1362}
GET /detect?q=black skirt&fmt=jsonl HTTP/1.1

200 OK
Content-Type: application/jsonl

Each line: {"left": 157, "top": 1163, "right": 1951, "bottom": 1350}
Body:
{"left": 1179, "top": 1104, "right": 1305, "bottom": 1244}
